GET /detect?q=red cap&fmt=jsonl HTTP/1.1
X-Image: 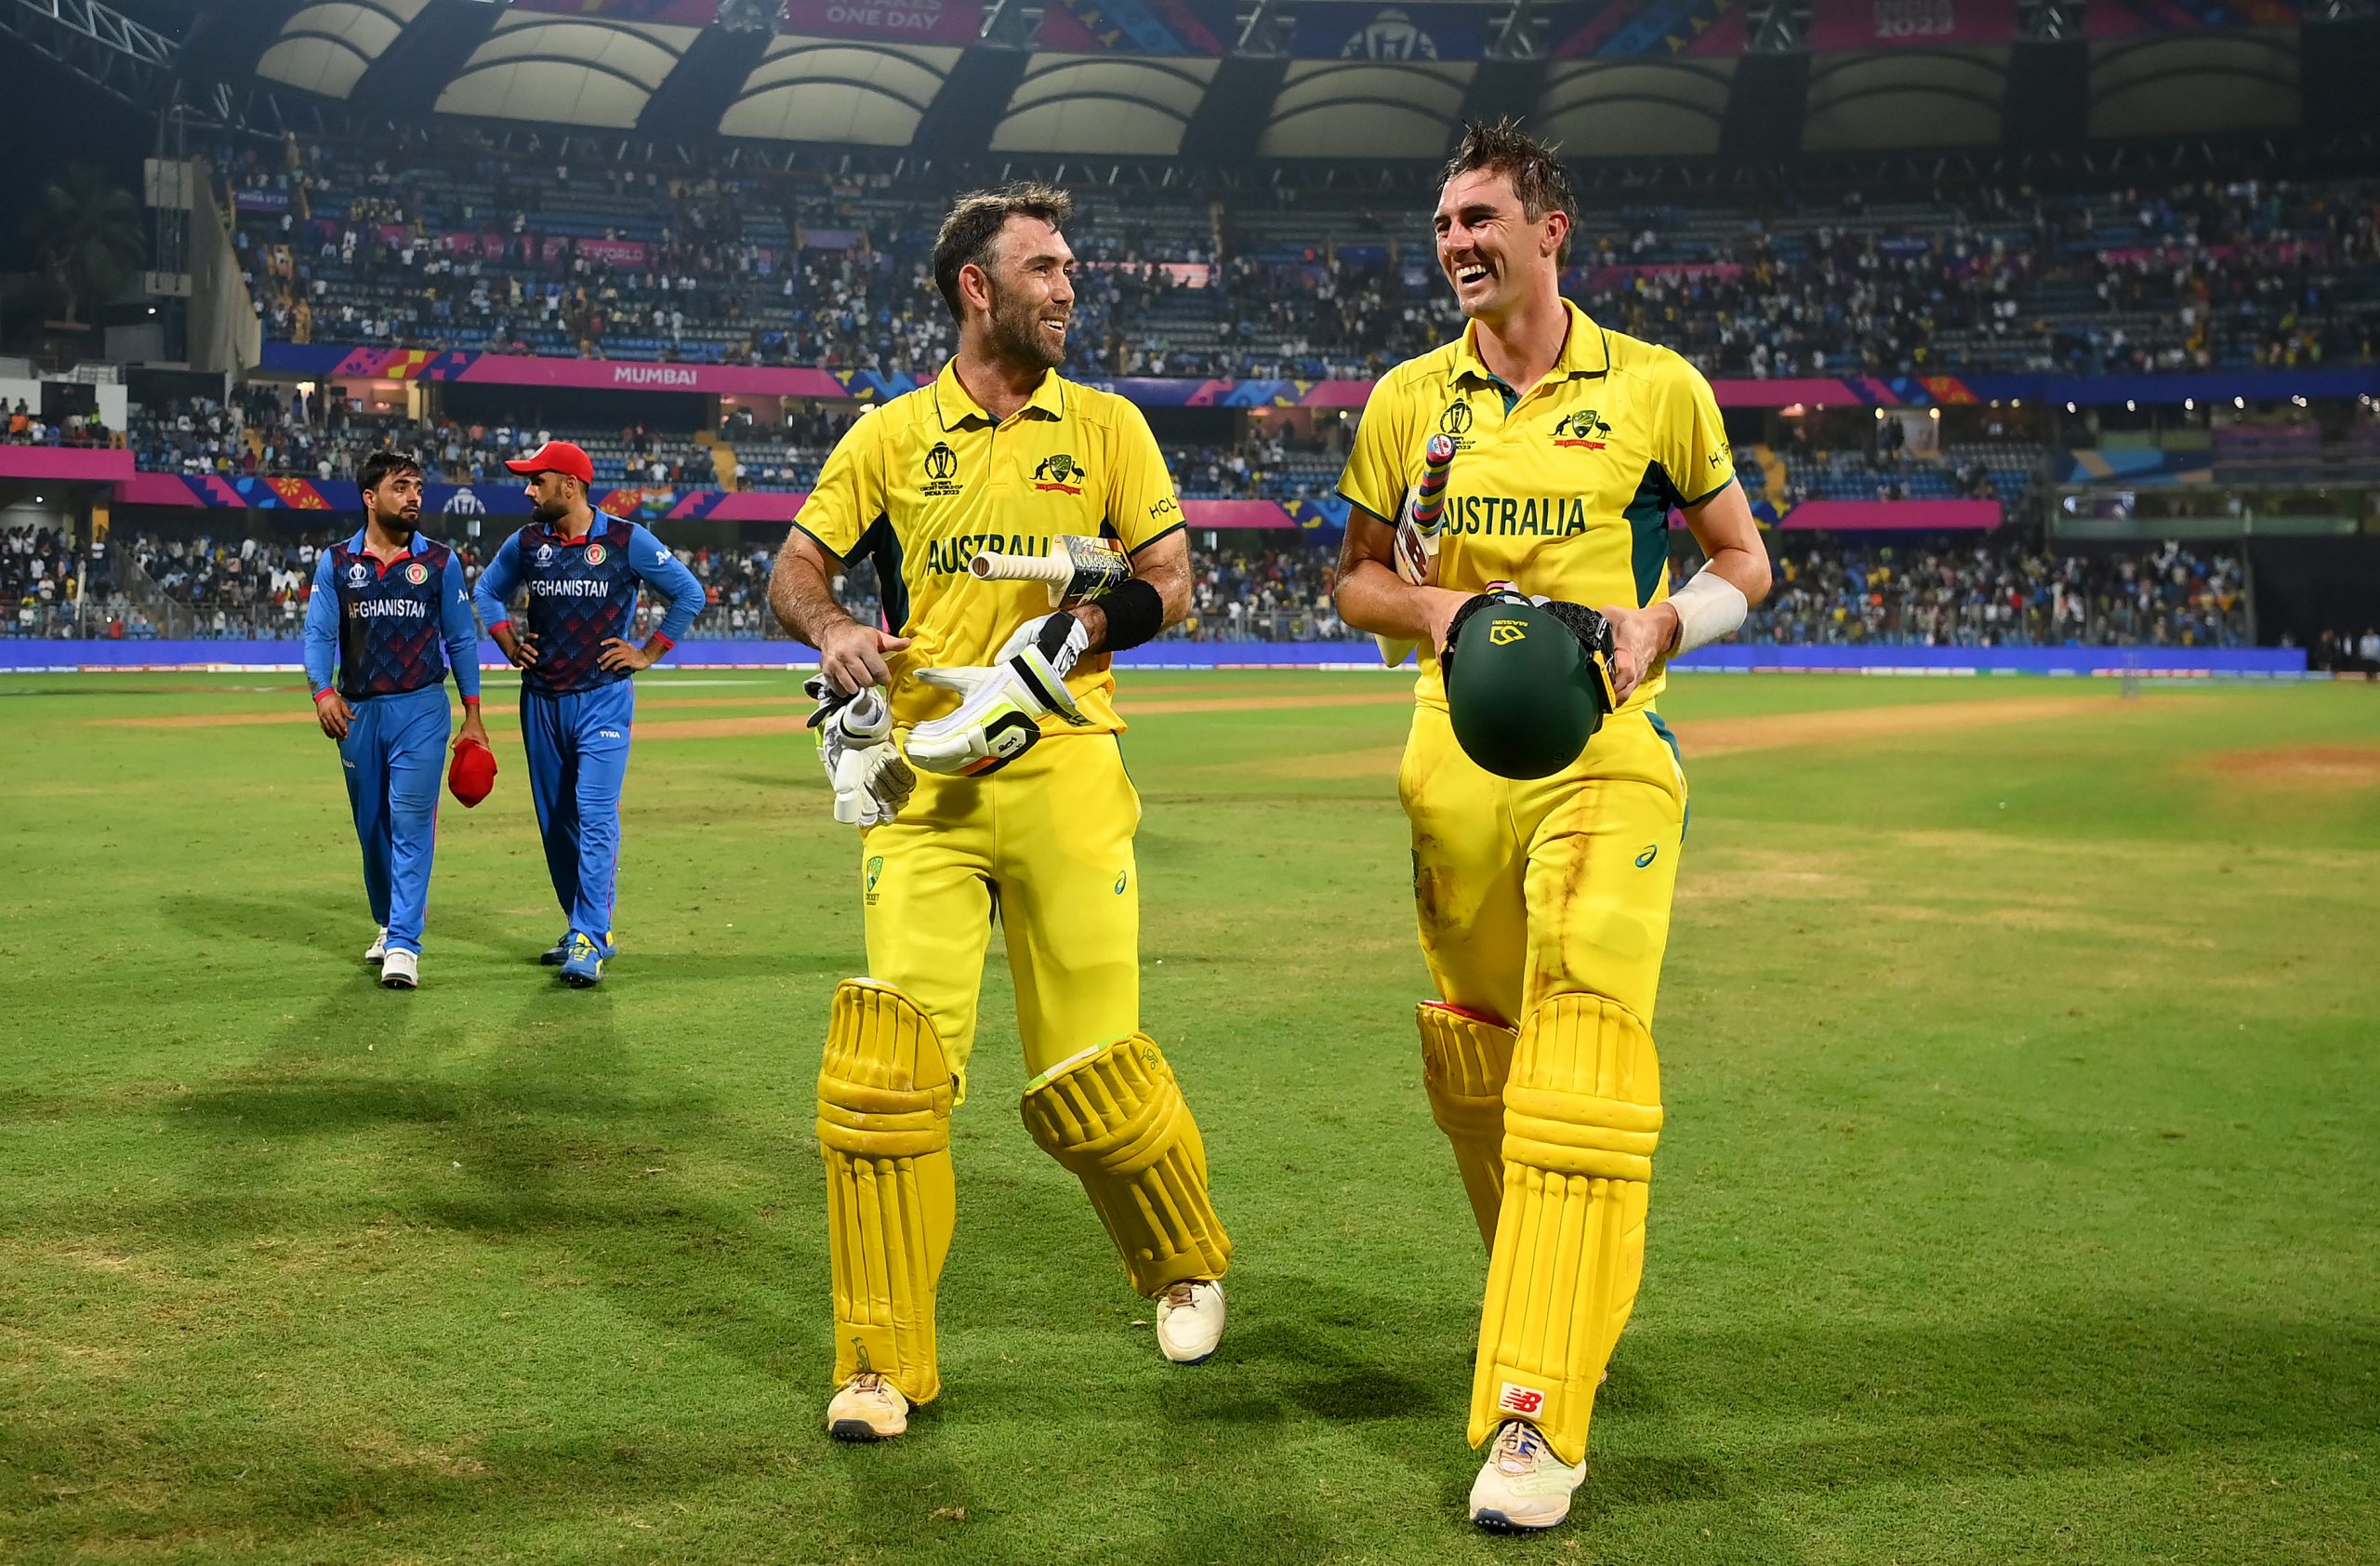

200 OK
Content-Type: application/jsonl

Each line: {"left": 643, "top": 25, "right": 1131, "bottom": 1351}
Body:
{"left": 447, "top": 736, "right": 498, "bottom": 807}
{"left": 505, "top": 440, "right": 594, "bottom": 486}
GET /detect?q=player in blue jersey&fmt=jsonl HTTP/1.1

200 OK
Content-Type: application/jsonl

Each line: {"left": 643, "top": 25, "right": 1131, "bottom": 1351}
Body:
{"left": 304, "top": 450, "right": 488, "bottom": 990}
{"left": 471, "top": 440, "right": 705, "bottom": 987}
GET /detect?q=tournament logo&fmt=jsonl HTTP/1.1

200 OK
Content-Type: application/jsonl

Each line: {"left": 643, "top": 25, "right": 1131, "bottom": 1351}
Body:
{"left": 1438, "top": 400, "right": 1473, "bottom": 436}
{"left": 404, "top": 562, "right": 430, "bottom": 586}
{"left": 585, "top": 543, "right": 608, "bottom": 565}
{"left": 1341, "top": 6, "right": 1440, "bottom": 59}
{"left": 920, "top": 441, "right": 963, "bottom": 498}
{"left": 346, "top": 563, "right": 369, "bottom": 587}
{"left": 535, "top": 542, "right": 557, "bottom": 565}
{"left": 1554, "top": 410, "right": 1613, "bottom": 450}
{"left": 1488, "top": 617, "right": 1528, "bottom": 646}
{"left": 1032, "top": 453, "right": 1085, "bottom": 496}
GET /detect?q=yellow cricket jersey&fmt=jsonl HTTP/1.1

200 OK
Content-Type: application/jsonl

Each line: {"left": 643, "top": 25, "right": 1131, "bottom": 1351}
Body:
{"left": 793, "top": 359, "right": 1186, "bottom": 735}
{"left": 1339, "top": 300, "right": 1735, "bottom": 714}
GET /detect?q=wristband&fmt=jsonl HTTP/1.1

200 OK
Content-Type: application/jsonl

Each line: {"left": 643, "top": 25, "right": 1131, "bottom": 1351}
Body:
{"left": 313, "top": 688, "right": 337, "bottom": 705}
{"left": 1666, "top": 565, "right": 1749, "bottom": 655}
{"left": 461, "top": 696, "right": 482, "bottom": 709}
{"left": 1096, "top": 577, "right": 1165, "bottom": 653}
{"left": 646, "top": 632, "right": 676, "bottom": 657}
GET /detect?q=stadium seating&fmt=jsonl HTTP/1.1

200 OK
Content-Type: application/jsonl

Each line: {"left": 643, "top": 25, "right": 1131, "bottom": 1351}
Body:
{"left": 223, "top": 134, "right": 2380, "bottom": 382}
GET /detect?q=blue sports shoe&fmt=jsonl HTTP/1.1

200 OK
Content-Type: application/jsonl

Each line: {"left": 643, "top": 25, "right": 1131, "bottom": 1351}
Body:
{"left": 540, "top": 930, "right": 615, "bottom": 965}
{"left": 559, "top": 930, "right": 605, "bottom": 988}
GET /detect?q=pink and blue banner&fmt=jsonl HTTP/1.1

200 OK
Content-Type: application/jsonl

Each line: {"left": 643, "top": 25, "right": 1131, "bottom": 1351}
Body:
{"left": 0, "top": 446, "right": 135, "bottom": 484}
{"left": 256, "top": 342, "right": 2380, "bottom": 413}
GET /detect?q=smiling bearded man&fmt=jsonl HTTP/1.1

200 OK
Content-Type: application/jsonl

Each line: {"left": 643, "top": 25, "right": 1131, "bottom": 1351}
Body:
{"left": 768, "top": 183, "right": 1231, "bottom": 1443}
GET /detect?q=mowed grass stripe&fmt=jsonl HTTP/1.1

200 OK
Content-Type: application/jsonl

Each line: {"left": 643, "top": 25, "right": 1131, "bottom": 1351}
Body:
{"left": 2, "top": 677, "right": 2371, "bottom": 1563}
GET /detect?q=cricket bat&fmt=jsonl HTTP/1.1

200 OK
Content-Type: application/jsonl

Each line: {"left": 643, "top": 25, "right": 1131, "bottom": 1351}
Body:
{"left": 969, "top": 534, "right": 1132, "bottom": 607}
{"left": 1376, "top": 432, "right": 1457, "bottom": 667}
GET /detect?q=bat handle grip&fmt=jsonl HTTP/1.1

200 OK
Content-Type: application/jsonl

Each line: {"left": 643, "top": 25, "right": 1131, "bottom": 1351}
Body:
{"left": 968, "top": 551, "right": 1066, "bottom": 586}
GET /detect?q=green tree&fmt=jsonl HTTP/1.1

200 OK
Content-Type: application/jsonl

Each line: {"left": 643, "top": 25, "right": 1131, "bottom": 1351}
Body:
{"left": 22, "top": 163, "right": 146, "bottom": 327}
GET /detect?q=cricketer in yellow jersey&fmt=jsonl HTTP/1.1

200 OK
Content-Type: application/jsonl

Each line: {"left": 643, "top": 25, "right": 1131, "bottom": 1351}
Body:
{"left": 1334, "top": 120, "right": 1771, "bottom": 1534}
{"left": 767, "top": 184, "right": 1231, "bottom": 1444}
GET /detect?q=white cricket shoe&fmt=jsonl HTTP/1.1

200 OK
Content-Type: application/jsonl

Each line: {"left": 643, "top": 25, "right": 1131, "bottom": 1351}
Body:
{"left": 826, "top": 1372, "right": 908, "bottom": 1440}
{"left": 379, "top": 949, "right": 418, "bottom": 989}
{"left": 1469, "top": 1420, "right": 1587, "bottom": 1533}
{"left": 364, "top": 926, "right": 388, "bottom": 964}
{"left": 1156, "top": 1278, "right": 1226, "bottom": 1364}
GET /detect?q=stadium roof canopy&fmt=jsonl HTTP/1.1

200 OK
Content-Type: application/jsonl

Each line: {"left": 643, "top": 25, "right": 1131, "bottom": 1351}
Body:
{"left": 88, "top": 0, "right": 2346, "bottom": 161}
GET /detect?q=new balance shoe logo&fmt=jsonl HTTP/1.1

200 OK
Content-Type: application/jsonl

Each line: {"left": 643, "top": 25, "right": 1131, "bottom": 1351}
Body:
{"left": 1498, "top": 1383, "right": 1546, "bottom": 1417}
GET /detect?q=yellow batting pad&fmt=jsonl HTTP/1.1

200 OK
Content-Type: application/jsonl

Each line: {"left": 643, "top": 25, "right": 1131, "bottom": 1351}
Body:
{"left": 817, "top": 978, "right": 957, "bottom": 1404}
{"left": 1418, "top": 1002, "right": 1517, "bottom": 1251}
{"left": 1469, "top": 991, "right": 1663, "bottom": 1466}
{"left": 1020, "top": 1035, "right": 1233, "bottom": 1297}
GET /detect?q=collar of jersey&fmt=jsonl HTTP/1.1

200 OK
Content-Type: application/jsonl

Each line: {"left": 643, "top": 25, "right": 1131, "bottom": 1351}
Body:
{"left": 932, "top": 357, "right": 1065, "bottom": 430}
{"left": 1448, "top": 299, "right": 1609, "bottom": 392}
{"left": 343, "top": 528, "right": 432, "bottom": 568}
{"left": 536, "top": 519, "right": 605, "bottom": 548}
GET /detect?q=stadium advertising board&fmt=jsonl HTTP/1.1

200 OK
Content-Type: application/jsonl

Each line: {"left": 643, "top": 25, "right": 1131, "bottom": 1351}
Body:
{"left": 0, "top": 445, "right": 134, "bottom": 484}
{"left": 255, "top": 344, "right": 2380, "bottom": 411}
{"left": 1805, "top": 0, "right": 2018, "bottom": 49}
{"left": 1038, "top": 0, "right": 1234, "bottom": 53}
{"left": 1294, "top": 3, "right": 1492, "bottom": 59}
{"left": 1550, "top": 0, "right": 1749, "bottom": 59}
{"left": 2085, "top": 0, "right": 2300, "bottom": 33}
{"left": 779, "top": 0, "right": 984, "bottom": 43}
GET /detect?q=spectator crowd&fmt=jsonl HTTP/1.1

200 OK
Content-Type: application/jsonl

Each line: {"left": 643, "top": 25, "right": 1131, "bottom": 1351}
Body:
{"left": 219, "top": 128, "right": 2380, "bottom": 384}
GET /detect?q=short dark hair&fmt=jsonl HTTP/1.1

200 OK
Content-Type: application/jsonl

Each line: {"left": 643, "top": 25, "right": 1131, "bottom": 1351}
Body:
{"left": 932, "top": 182, "right": 1075, "bottom": 323}
{"left": 1442, "top": 118, "right": 1579, "bottom": 268}
{"left": 359, "top": 450, "right": 424, "bottom": 495}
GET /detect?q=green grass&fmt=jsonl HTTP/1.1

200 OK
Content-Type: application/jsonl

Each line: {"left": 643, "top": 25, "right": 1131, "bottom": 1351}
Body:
{"left": 1, "top": 670, "right": 2375, "bottom": 1564}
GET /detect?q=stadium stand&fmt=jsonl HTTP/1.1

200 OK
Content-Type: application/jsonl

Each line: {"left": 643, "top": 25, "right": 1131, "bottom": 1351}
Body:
{"left": 223, "top": 133, "right": 2380, "bottom": 382}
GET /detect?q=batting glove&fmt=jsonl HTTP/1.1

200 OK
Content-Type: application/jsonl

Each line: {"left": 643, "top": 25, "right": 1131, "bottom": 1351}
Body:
{"left": 905, "top": 613, "right": 1092, "bottom": 776}
{"left": 807, "top": 677, "right": 915, "bottom": 827}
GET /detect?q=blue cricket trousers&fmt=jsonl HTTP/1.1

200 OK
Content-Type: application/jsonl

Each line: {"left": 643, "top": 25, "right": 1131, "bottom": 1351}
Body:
{"left": 338, "top": 683, "right": 451, "bottom": 956}
{"left": 520, "top": 682, "right": 636, "bottom": 939}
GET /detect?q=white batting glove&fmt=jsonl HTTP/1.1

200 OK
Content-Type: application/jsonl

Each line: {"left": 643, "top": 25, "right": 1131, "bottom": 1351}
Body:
{"left": 806, "top": 678, "right": 915, "bottom": 827}
{"left": 905, "top": 613, "right": 1091, "bottom": 777}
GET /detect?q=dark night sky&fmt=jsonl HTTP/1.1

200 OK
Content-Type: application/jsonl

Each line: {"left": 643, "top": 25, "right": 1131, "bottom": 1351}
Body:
{"left": 0, "top": 5, "right": 200, "bottom": 272}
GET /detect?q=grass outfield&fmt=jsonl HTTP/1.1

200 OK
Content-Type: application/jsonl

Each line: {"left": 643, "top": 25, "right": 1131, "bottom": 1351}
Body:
{"left": 2, "top": 669, "right": 2375, "bottom": 1565}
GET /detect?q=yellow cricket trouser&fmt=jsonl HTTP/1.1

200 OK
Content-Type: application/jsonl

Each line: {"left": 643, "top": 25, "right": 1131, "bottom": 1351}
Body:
{"left": 1400, "top": 702, "right": 1686, "bottom": 1467}
{"left": 862, "top": 733, "right": 1143, "bottom": 1099}
{"left": 820, "top": 732, "right": 1230, "bottom": 1403}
